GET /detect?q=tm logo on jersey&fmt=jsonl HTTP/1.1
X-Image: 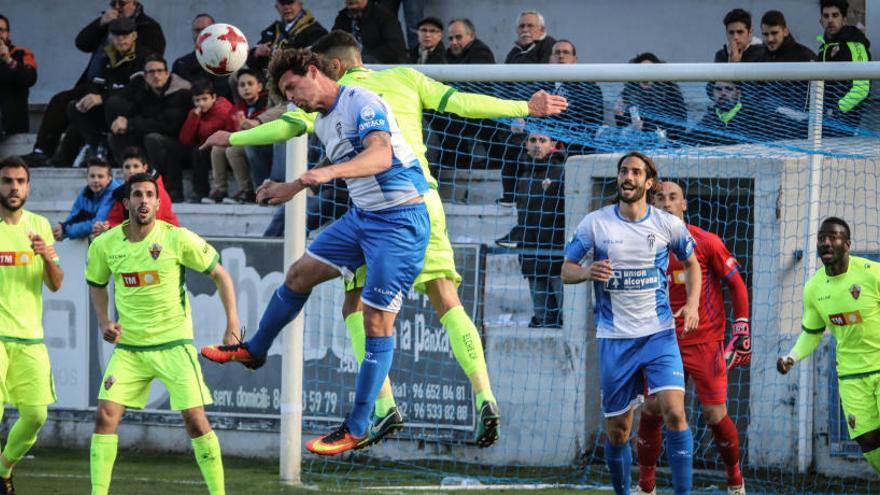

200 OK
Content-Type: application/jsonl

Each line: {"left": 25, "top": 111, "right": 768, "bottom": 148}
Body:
{"left": 829, "top": 310, "right": 863, "bottom": 326}
{"left": 605, "top": 268, "right": 661, "bottom": 291}
{"left": 0, "top": 251, "right": 33, "bottom": 266}
{"left": 121, "top": 271, "right": 161, "bottom": 287}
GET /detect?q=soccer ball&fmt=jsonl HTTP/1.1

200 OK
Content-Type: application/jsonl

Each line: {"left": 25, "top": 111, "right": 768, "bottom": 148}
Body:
{"left": 195, "top": 23, "right": 249, "bottom": 76}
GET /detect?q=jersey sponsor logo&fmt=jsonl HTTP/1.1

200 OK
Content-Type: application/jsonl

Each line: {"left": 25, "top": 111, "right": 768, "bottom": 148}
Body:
{"left": 850, "top": 283, "right": 861, "bottom": 300}
{"left": 149, "top": 242, "right": 162, "bottom": 260}
{"left": 0, "top": 251, "right": 33, "bottom": 266}
{"left": 671, "top": 270, "right": 686, "bottom": 285}
{"left": 360, "top": 105, "right": 377, "bottom": 121}
{"left": 606, "top": 267, "right": 661, "bottom": 292}
{"left": 121, "top": 270, "right": 161, "bottom": 287}
{"left": 828, "top": 310, "right": 863, "bottom": 326}
{"left": 358, "top": 118, "right": 386, "bottom": 132}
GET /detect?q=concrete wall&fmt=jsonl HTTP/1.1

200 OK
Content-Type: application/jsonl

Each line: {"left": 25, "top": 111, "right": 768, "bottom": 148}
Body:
{"left": 3, "top": 0, "right": 835, "bottom": 103}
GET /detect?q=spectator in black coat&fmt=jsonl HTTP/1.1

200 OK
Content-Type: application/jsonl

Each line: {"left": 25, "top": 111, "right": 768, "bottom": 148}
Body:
{"left": 445, "top": 18, "right": 494, "bottom": 64}
{"left": 23, "top": 1, "right": 163, "bottom": 167}
{"left": 614, "top": 53, "right": 687, "bottom": 144}
{"left": 0, "top": 14, "right": 37, "bottom": 136}
{"left": 171, "top": 13, "right": 233, "bottom": 101}
{"left": 714, "top": 8, "right": 766, "bottom": 63}
{"left": 497, "top": 133, "right": 565, "bottom": 328}
{"left": 248, "top": 1, "right": 327, "bottom": 75}
{"left": 409, "top": 16, "right": 445, "bottom": 64}
{"left": 333, "top": 0, "right": 407, "bottom": 64}
{"left": 59, "top": 18, "right": 150, "bottom": 166}
{"left": 505, "top": 11, "right": 555, "bottom": 64}
{"left": 755, "top": 10, "right": 816, "bottom": 140}
{"left": 686, "top": 82, "right": 760, "bottom": 146}
{"left": 105, "top": 55, "right": 192, "bottom": 201}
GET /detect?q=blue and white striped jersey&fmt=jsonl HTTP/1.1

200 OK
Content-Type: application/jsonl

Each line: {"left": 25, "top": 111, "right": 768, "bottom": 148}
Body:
{"left": 314, "top": 85, "right": 427, "bottom": 211}
{"left": 565, "top": 204, "right": 696, "bottom": 339}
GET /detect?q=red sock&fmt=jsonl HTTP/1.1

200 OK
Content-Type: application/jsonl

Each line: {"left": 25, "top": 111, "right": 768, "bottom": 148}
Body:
{"left": 709, "top": 415, "right": 743, "bottom": 487}
{"left": 636, "top": 412, "right": 664, "bottom": 493}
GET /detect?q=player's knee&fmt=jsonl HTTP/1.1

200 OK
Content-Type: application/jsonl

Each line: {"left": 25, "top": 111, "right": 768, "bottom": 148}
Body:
{"left": 341, "top": 290, "right": 362, "bottom": 318}
{"left": 20, "top": 406, "right": 48, "bottom": 429}
{"left": 661, "top": 407, "right": 688, "bottom": 430}
{"left": 426, "top": 278, "right": 461, "bottom": 317}
{"left": 701, "top": 404, "right": 727, "bottom": 425}
{"left": 182, "top": 410, "right": 212, "bottom": 438}
{"left": 94, "top": 406, "right": 120, "bottom": 433}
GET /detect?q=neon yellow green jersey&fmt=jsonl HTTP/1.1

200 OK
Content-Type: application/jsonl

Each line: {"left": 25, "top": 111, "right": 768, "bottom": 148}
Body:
{"left": 801, "top": 255, "right": 880, "bottom": 377}
{"left": 85, "top": 221, "right": 219, "bottom": 348}
{"left": 230, "top": 66, "right": 530, "bottom": 188}
{"left": 0, "top": 210, "right": 58, "bottom": 341}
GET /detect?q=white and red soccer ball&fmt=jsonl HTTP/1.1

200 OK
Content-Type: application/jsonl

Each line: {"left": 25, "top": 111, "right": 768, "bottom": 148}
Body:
{"left": 195, "top": 23, "right": 248, "bottom": 76}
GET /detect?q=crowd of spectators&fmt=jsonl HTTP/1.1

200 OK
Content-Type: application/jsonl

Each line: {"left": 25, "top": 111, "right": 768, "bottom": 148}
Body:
{"left": 0, "top": 0, "right": 873, "bottom": 324}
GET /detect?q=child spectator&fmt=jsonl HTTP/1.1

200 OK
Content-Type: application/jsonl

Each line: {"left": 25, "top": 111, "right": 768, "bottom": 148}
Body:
{"left": 53, "top": 157, "right": 121, "bottom": 240}
{"left": 207, "top": 68, "right": 268, "bottom": 203}
{"left": 179, "top": 78, "right": 234, "bottom": 202}
{"left": 95, "top": 146, "right": 179, "bottom": 233}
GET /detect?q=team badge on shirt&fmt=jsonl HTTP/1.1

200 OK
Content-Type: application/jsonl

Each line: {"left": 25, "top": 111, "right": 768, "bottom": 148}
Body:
{"left": 850, "top": 284, "right": 861, "bottom": 300}
{"left": 149, "top": 243, "right": 162, "bottom": 260}
{"left": 646, "top": 233, "right": 656, "bottom": 250}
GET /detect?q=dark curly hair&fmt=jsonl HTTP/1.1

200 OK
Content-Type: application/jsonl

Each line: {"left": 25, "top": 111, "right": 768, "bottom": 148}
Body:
{"left": 267, "top": 48, "right": 327, "bottom": 102}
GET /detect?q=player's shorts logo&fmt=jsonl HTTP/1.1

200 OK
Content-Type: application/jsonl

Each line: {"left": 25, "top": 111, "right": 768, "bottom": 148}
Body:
{"left": 848, "top": 414, "right": 857, "bottom": 430}
{"left": 104, "top": 375, "right": 116, "bottom": 391}
{"left": 671, "top": 270, "right": 686, "bottom": 285}
{"left": 149, "top": 243, "right": 162, "bottom": 260}
{"left": 828, "top": 310, "right": 863, "bottom": 326}
{"left": 121, "top": 271, "right": 161, "bottom": 287}
{"left": 850, "top": 283, "right": 861, "bottom": 300}
{"left": 0, "top": 251, "right": 33, "bottom": 266}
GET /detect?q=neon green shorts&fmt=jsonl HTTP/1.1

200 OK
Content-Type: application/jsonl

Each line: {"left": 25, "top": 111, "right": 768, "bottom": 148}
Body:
{"left": 838, "top": 372, "right": 880, "bottom": 438}
{"left": 98, "top": 342, "right": 213, "bottom": 411}
{"left": 344, "top": 188, "right": 461, "bottom": 294}
{"left": 0, "top": 340, "right": 56, "bottom": 407}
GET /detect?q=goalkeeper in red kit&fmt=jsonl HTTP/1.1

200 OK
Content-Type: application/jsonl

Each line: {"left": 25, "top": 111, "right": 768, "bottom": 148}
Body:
{"left": 636, "top": 181, "right": 751, "bottom": 495}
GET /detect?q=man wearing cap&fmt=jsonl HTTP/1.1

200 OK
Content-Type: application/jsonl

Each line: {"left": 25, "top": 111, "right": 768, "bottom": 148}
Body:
{"left": 409, "top": 17, "right": 446, "bottom": 64}
{"left": 31, "top": 18, "right": 149, "bottom": 167}
{"left": 248, "top": 0, "right": 328, "bottom": 76}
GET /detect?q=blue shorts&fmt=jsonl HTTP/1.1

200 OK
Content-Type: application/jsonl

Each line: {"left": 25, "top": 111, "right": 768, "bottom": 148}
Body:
{"left": 307, "top": 202, "right": 430, "bottom": 312}
{"left": 598, "top": 329, "right": 685, "bottom": 417}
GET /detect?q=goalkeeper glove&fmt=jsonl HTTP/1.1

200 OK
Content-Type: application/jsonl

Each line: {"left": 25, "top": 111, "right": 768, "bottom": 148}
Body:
{"left": 724, "top": 318, "right": 751, "bottom": 369}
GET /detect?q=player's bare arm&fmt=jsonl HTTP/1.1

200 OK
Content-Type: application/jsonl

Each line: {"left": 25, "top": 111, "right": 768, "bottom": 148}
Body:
{"left": 561, "top": 259, "right": 612, "bottom": 284}
{"left": 199, "top": 131, "right": 231, "bottom": 150}
{"left": 306, "top": 130, "right": 393, "bottom": 183}
{"left": 675, "top": 253, "right": 701, "bottom": 334}
{"left": 208, "top": 264, "right": 242, "bottom": 345}
{"left": 30, "top": 232, "right": 63, "bottom": 291}
{"left": 88, "top": 285, "right": 122, "bottom": 344}
{"left": 527, "top": 90, "right": 568, "bottom": 116}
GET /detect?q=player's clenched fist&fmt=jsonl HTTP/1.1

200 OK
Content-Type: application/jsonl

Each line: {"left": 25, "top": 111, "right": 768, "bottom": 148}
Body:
{"left": 101, "top": 321, "right": 123, "bottom": 344}
{"left": 776, "top": 355, "right": 795, "bottom": 374}
{"left": 28, "top": 231, "right": 54, "bottom": 260}
{"left": 587, "top": 259, "right": 613, "bottom": 282}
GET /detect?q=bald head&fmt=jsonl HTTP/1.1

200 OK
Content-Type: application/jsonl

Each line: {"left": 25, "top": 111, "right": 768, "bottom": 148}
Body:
{"left": 653, "top": 181, "right": 687, "bottom": 220}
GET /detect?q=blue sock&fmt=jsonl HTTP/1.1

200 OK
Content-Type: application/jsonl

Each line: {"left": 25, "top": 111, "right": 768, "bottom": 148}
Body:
{"left": 245, "top": 284, "right": 309, "bottom": 358}
{"left": 604, "top": 438, "right": 632, "bottom": 495}
{"left": 665, "top": 428, "right": 694, "bottom": 495}
{"left": 347, "top": 336, "right": 395, "bottom": 437}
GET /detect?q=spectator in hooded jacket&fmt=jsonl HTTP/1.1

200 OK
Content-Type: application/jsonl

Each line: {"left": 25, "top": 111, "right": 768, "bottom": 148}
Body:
{"left": 179, "top": 79, "right": 235, "bottom": 203}
{"left": 332, "top": 0, "right": 407, "bottom": 63}
{"left": 409, "top": 16, "right": 445, "bottom": 64}
{"left": 0, "top": 14, "right": 37, "bottom": 136}
{"left": 817, "top": 0, "right": 872, "bottom": 137}
{"left": 105, "top": 54, "right": 191, "bottom": 202}
{"left": 248, "top": 1, "right": 327, "bottom": 76}
{"left": 53, "top": 158, "right": 122, "bottom": 241}
{"left": 505, "top": 11, "right": 555, "bottom": 64}
{"left": 207, "top": 68, "right": 268, "bottom": 204}
{"left": 95, "top": 146, "right": 178, "bottom": 233}
{"left": 22, "top": 0, "right": 163, "bottom": 168}
{"left": 685, "top": 81, "right": 761, "bottom": 146}
{"left": 714, "top": 8, "right": 766, "bottom": 63}
{"left": 171, "top": 13, "right": 233, "bottom": 101}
